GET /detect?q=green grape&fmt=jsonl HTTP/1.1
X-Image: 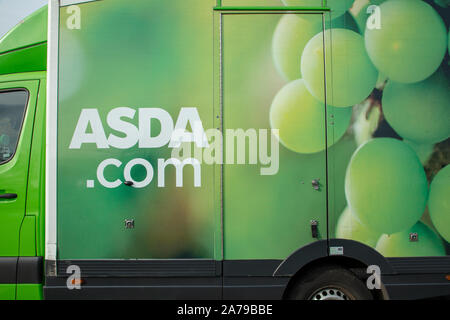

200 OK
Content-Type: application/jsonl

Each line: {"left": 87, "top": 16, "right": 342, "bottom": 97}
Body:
{"left": 365, "top": 0, "right": 447, "bottom": 83}
{"left": 376, "top": 222, "right": 446, "bottom": 257}
{"left": 429, "top": 165, "right": 450, "bottom": 243}
{"left": 282, "top": 0, "right": 354, "bottom": 19}
{"left": 270, "top": 79, "right": 352, "bottom": 154}
{"left": 336, "top": 206, "right": 381, "bottom": 247}
{"left": 345, "top": 138, "right": 428, "bottom": 235}
{"left": 301, "top": 28, "right": 378, "bottom": 107}
{"left": 403, "top": 140, "right": 434, "bottom": 165}
{"left": 272, "top": 13, "right": 359, "bottom": 82}
{"left": 272, "top": 15, "right": 322, "bottom": 82}
{"left": 382, "top": 70, "right": 450, "bottom": 144}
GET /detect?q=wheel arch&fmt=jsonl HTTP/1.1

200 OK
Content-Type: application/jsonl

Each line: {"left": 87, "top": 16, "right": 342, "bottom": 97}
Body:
{"left": 274, "top": 239, "right": 394, "bottom": 300}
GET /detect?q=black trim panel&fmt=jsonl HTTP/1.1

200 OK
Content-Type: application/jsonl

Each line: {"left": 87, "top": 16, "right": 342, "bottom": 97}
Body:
{"left": 0, "top": 256, "right": 42, "bottom": 284}
{"left": 56, "top": 259, "right": 221, "bottom": 277}
{"left": 0, "top": 257, "right": 17, "bottom": 284}
{"left": 273, "top": 241, "right": 328, "bottom": 276}
{"left": 223, "top": 260, "right": 283, "bottom": 277}
{"left": 44, "top": 276, "right": 222, "bottom": 300}
{"left": 387, "top": 257, "right": 450, "bottom": 274}
{"left": 44, "top": 275, "right": 288, "bottom": 300}
{"left": 223, "top": 277, "right": 289, "bottom": 300}
{"left": 43, "top": 255, "right": 450, "bottom": 300}
{"left": 17, "top": 257, "right": 43, "bottom": 284}
{"left": 383, "top": 274, "right": 450, "bottom": 300}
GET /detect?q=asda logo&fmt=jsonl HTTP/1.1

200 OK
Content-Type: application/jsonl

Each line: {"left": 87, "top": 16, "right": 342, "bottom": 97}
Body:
{"left": 69, "top": 107, "right": 209, "bottom": 150}
{"left": 69, "top": 107, "right": 279, "bottom": 189}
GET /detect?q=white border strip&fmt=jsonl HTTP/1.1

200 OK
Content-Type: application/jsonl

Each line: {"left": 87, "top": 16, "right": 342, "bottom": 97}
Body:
{"left": 45, "top": 0, "right": 60, "bottom": 263}
{"left": 60, "top": 0, "right": 97, "bottom": 6}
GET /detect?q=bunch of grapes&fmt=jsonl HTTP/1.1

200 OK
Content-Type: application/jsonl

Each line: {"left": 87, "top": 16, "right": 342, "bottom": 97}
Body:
{"left": 270, "top": 0, "right": 449, "bottom": 257}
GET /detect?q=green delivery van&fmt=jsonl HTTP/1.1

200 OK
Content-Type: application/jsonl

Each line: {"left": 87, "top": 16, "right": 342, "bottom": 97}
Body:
{"left": 0, "top": 0, "right": 449, "bottom": 300}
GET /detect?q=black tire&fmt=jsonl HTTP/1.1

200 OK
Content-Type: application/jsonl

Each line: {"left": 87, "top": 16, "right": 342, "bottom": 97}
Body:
{"left": 289, "top": 265, "right": 374, "bottom": 300}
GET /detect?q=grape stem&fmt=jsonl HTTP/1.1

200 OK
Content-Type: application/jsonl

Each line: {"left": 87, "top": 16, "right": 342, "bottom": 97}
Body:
{"left": 425, "top": 140, "right": 450, "bottom": 181}
{"left": 365, "top": 87, "right": 384, "bottom": 122}
{"left": 363, "top": 80, "right": 448, "bottom": 181}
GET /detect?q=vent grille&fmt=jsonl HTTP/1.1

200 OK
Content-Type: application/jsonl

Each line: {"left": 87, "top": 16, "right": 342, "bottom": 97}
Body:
{"left": 57, "top": 259, "right": 220, "bottom": 277}
{"left": 387, "top": 257, "right": 450, "bottom": 274}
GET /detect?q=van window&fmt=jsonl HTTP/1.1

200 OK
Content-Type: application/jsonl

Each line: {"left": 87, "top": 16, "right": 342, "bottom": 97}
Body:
{"left": 0, "top": 90, "right": 29, "bottom": 164}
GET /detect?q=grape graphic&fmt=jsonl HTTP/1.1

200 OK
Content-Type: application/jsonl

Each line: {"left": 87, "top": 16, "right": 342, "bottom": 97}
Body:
{"left": 302, "top": 28, "right": 378, "bottom": 107}
{"left": 272, "top": 14, "right": 323, "bottom": 82}
{"left": 376, "top": 222, "right": 446, "bottom": 257}
{"left": 336, "top": 206, "right": 381, "bottom": 248}
{"left": 281, "top": 0, "right": 354, "bottom": 19}
{"left": 345, "top": 138, "right": 428, "bottom": 235}
{"left": 382, "top": 70, "right": 450, "bottom": 144}
{"left": 365, "top": 0, "right": 447, "bottom": 83}
{"left": 352, "top": 100, "right": 381, "bottom": 147}
{"left": 272, "top": 13, "right": 358, "bottom": 82}
{"left": 270, "top": 79, "right": 352, "bottom": 154}
{"left": 428, "top": 165, "right": 450, "bottom": 243}
{"left": 267, "top": 0, "right": 449, "bottom": 258}
{"left": 403, "top": 140, "right": 435, "bottom": 166}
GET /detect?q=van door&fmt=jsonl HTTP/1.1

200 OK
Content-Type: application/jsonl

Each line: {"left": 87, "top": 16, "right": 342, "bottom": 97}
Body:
{"left": 0, "top": 80, "right": 39, "bottom": 299}
{"left": 53, "top": 0, "right": 218, "bottom": 272}
{"left": 221, "top": 13, "right": 330, "bottom": 260}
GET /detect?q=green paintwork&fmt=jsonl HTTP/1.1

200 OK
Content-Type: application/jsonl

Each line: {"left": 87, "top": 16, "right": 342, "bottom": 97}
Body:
{"left": 0, "top": 284, "right": 16, "bottom": 300}
{"left": 0, "top": 43, "right": 47, "bottom": 76}
{"left": 26, "top": 77, "right": 47, "bottom": 257}
{"left": 16, "top": 284, "right": 43, "bottom": 300}
{"left": 0, "top": 6, "right": 47, "bottom": 54}
{"left": 0, "top": 71, "right": 46, "bottom": 300}
{"left": 19, "top": 216, "right": 36, "bottom": 256}
{"left": 0, "top": 79, "right": 39, "bottom": 257}
{"left": 0, "top": 1, "right": 49, "bottom": 301}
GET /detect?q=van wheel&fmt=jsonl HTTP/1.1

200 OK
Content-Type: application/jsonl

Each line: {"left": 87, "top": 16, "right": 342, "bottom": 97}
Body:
{"left": 288, "top": 266, "right": 373, "bottom": 300}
